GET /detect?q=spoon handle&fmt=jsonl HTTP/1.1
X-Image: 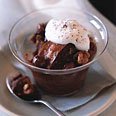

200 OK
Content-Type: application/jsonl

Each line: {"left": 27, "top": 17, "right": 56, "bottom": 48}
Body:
{"left": 38, "top": 100, "right": 65, "bottom": 116}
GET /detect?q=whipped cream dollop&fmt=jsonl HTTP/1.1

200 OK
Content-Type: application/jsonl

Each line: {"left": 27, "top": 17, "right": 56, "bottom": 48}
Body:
{"left": 45, "top": 19, "right": 91, "bottom": 51}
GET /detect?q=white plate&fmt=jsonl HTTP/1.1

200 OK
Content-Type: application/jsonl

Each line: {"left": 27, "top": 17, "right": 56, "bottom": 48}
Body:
{"left": 0, "top": 46, "right": 116, "bottom": 116}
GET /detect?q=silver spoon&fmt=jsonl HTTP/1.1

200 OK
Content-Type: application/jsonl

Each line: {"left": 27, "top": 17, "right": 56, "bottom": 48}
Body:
{"left": 6, "top": 77, "right": 65, "bottom": 116}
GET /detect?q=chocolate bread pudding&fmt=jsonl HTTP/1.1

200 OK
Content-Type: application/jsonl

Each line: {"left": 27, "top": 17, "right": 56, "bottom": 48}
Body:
{"left": 25, "top": 19, "right": 97, "bottom": 95}
{"left": 11, "top": 73, "right": 41, "bottom": 100}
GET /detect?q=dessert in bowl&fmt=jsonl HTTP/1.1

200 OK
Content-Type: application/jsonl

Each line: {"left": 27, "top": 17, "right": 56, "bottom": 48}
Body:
{"left": 9, "top": 8, "right": 108, "bottom": 96}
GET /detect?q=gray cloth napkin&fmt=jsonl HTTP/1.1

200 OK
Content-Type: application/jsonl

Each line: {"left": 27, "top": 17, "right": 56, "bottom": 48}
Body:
{"left": 42, "top": 62, "right": 116, "bottom": 111}
{"left": 13, "top": 59, "right": 116, "bottom": 112}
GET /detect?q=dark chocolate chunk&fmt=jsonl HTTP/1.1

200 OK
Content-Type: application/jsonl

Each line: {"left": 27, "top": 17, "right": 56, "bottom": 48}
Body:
{"left": 50, "top": 43, "right": 77, "bottom": 69}
{"left": 32, "top": 55, "right": 50, "bottom": 68}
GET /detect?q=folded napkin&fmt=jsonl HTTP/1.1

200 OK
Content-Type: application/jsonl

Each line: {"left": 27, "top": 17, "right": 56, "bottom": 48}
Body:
{"left": 13, "top": 60, "right": 116, "bottom": 112}
{"left": 41, "top": 62, "right": 116, "bottom": 111}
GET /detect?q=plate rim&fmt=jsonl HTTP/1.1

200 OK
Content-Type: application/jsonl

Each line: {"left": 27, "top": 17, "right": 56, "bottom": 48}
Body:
{"left": 89, "top": 88, "right": 116, "bottom": 116}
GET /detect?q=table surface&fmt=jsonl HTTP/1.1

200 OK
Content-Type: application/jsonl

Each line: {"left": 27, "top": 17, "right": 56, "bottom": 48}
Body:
{"left": 0, "top": 0, "right": 115, "bottom": 115}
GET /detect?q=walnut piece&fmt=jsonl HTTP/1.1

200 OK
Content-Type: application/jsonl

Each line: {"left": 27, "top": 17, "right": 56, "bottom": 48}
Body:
{"left": 23, "top": 84, "right": 33, "bottom": 94}
{"left": 77, "top": 51, "right": 90, "bottom": 64}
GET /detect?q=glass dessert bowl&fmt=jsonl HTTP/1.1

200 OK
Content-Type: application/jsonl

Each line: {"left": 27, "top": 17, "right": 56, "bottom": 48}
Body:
{"left": 9, "top": 8, "right": 108, "bottom": 96}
